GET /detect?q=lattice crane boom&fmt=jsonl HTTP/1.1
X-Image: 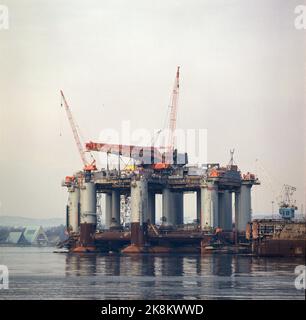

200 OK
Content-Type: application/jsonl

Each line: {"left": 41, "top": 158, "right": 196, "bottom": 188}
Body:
{"left": 60, "top": 90, "right": 96, "bottom": 171}
{"left": 167, "top": 66, "right": 180, "bottom": 153}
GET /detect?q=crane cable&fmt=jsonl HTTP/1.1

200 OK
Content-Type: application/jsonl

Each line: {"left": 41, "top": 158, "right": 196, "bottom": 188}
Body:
{"left": 255, "top": 158, "right": 281, "bottom": 204}
{"left": 152, "top": 80, "right": 175, "bottom": 149}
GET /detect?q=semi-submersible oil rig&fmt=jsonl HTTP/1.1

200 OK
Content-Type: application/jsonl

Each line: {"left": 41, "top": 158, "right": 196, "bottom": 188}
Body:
{"left": 60, "top": 67, "right": 261, "bottom": 254}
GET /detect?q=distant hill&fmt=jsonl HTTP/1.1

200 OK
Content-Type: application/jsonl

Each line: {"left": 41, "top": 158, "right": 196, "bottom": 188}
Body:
{"left": 0, "top": 216, "right": 65, "bottom": 228}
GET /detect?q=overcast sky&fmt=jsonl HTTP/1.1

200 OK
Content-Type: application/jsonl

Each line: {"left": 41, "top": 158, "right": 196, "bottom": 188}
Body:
{"left": 0, "top": 0, "right": 305, "bottom": 219}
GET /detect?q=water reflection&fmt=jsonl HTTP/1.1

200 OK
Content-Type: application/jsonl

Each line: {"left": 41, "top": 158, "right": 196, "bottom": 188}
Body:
{"left": 61, "top": 253, "right": 305, "bottom": 300}
{"left": 1, "top": 247, "right": 302, "bottom": 300}
{"left": 65, "top": 254, "right": 98, "bottom": 276}
{"left": 63, "top": 253, "right": 254, "bottom": 299}
{"left": 63, "top": 253, "right": 268, "bottom": 278}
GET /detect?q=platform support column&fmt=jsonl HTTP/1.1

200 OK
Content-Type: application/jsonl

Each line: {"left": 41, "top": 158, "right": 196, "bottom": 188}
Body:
{"left": 111, "top": 190, "right": 120, "bottom": 229}
{"left": 130, "top": 175, "right": 148, "bottom": 246}
{"left": 79, "top": 182, "right": 96, "bottom": 247}
{"left": 200, "top": 181, "right": 218, "bottom": 229}
{"left": 147, "top": 191, "right": 156, "bottom": 225}
{"left": 105, "top": 192, "right": 112, "bottom": 229}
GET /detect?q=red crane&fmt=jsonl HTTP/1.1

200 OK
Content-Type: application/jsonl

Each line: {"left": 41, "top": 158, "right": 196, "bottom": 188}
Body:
{"left": 60, "top": 90, "right": 97, "bottom": 172}
{"left": 85, "top": 142, "right": 162, "bottom": 163}
{"left": 167, "top": 66, "right": 180, "bottom": 154}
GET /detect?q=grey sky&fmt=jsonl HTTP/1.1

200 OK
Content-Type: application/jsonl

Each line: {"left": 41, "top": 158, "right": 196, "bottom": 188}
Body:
{"left": 0, "top": 0, "right": 305, "bottom": 219}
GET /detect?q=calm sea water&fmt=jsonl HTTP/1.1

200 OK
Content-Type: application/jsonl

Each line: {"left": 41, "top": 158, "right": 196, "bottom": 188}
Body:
{"left": 0, "top": 247, "right": 304, "bottom": 300}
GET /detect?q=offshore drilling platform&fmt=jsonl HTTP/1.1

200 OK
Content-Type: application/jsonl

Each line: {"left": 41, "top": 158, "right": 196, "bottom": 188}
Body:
{"left": 62, "top": 163, "right": 259, "bottom": 254}
{"left": 60, "top": 67, "right": 261, "bottom": 254}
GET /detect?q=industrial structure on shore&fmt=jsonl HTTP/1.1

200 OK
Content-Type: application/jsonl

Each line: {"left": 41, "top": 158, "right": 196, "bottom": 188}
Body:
{"left": 60, "top": 67, "right": 304, "bottom": 256}
{"left": 246, "top": 185, "right": 305, "bottom": 256}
